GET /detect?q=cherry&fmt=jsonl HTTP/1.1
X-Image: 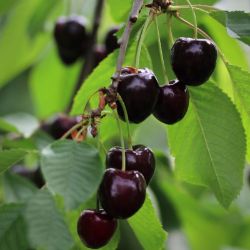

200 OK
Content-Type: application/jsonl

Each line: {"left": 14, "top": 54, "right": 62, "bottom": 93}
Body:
{"left": 105, "top": 27, "right": 120, "bottom": 53}
{"left": 11, "top": 165, "right": 45, "bottom": 188}
{"left": 153, "top": 80, "right": 189, "bottom": 124}
{"left": 117, "top": 67, "right": 160, "bottom": 123}
{"left": 54, "top": 16, "right": 88, "bottom": 65}
{"left": 42, "top": 115, "right": 79, "bottom": 139}
{"left": 106, "top": 145, "right": 155, "bottom": 184}
{"left": 99, "top": 168, "right": 146, "bottom": 219}
{"left": 171, "top": 38, "right": 217, "bottom": 85}
{"left": 93, "top": 45, "right": 107, "bottom": 67}
{"left": 77, "top": 209, "right": 117, "bottom": 249}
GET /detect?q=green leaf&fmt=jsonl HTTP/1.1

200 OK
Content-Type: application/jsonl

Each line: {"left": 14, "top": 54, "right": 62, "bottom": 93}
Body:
{"left": 168, "top": 82, "right": 246, "bottom": 208}
{"left": 161, "top": 180, "right": 242, "bottom": 250}
{"left": 0, "top": 0, "right": 51, "bottom": 87}
{"left": 29, "top": 47, "right": 81, "bottom": 119}
{"left": 0, "top": 149, "right": 28, "bottom": 174}
{"left": 225, "top": 65, "right": 250, "bottom": 162}
{"left": 0, "top": 0, "right": 19, "bottom": 14}
{"left": 2, "top": 172, "right": 37, "bottom": 203}
{"left": 70, "top": 42, "right": 152, "bottom": 115}
{"left": 3, "top": 113, "right": 39, "bottom": 138}
{"left": 41, "top": 140, "right": 104, "bottom": 209}
{"left": 128, "top": 194, "right": 167, "bottom": 250}
{"left": 106, "top": 0, "right": 132, "bottom": 22}
{"left": 210, "top": 11, "right": 250, "bottom": 45}
{"left": 24, "top": 189, "right": 74, "bottom": 250}
{"left": 27, "top": 0, "right": 59, "bottom": 37}
{"left": 0, "top": 204, "right": 28, "bottom": 250}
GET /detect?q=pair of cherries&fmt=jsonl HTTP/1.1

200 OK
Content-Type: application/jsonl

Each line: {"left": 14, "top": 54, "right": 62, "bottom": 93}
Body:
{"left": 54, "top": 16, "right": 119, "bottom": 65}
{"left": 77, "top": 145, "right": 155, "bottom": 248}
{"left": 117, "top": 37, "right": 217, "bottom": 125}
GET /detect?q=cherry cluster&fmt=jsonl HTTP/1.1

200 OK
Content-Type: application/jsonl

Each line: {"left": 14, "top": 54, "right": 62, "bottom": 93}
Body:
{"left": 54, "top": 16, "right": 119, "bottom": 66}
{"left": 116, "top": 38, "right": 217, "bottom": 126}
{"left": 77, "top": 144, "right": 155, "bottom": 248}
{"left": 75, "top": 36, "right": 218, "bottom": 248}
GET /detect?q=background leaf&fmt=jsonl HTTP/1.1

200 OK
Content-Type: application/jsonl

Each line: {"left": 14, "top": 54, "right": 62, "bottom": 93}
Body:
{"left": 168, "top": 82, "right": 246, "bottom": 207}
{"left": 2, "top": 113, "right": 39, "bottom": 138}
{"left": 128, "top": 194, "right": 167, "bottom": 250}
{"left": 2, "top": 172, "right": 37, "bottom": 203}
{"left": 210, "top": 11, "right": 250, "bottom": 45}
{"left": 24, "top": 189, "right": 74, "bottom": 250}
{"left": 41, "top": 140, "right": 104, "bottom": 209}
{"left": 29, "top": 47, "right": 81, "bottom": 118}
{"left": 0, "top": 0, "right": 55, "bottom": 88}
{"left": 0, "top": 149, "right": 28, "bottom": 174}
{"left": 0, "top": 204, "right": 28, "bottom": 250}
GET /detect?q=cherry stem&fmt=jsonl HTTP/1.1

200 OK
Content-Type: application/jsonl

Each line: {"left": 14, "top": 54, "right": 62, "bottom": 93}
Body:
{"left": 112, "top": 0, "right": 144, "bottom": 89}
{"left": 169, "top": 4, "right": 219, "bottom": 11}
{"left": 82, "top": 89, "right": 101, "bottom": 114}
{"left": 167, "top": 14, "right": 174, "bottom": 47}
{"left": 61, "top": 122, "right": 84, "bottom": 140}
{"left": 154, "top": 15, "right": 169, "bottom": 83}
{"left": 75, "top": 126, "right": 86, "bottom": 141}
{"left": 112, "top": 109, "right": 126, "bottom": 171}
{"left": 117, "top": 94, "right": 132, "bottom": 150}
{"left": 175, "top": 14, "right": 228, "bottom": 64}
{"left": 135, "top": 11, "right": 154, "bottom": 68}
{"left": 185, "top": 0, "right": 198, "bottom": 39}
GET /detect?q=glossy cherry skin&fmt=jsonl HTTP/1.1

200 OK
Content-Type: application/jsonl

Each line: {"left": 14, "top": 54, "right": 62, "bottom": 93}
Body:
{"left": 117, "top": 67, "right": 160, "bottom": 123}
{"left": 54, "top": 16, "right": 88, "bottom": 64}
{"left": 42, "top": 115, "right": 78, "bottom": 139}
{"left": 106, "top": 145, "right": 155, "bottom": 184}
{"left": 77, "top": 209, "right": 117, "bottom": 249}
{"left": 99, "top": 168, "right": 146, "bottom": 219}
{"left": 171, "top": 38, "right": 217, "bottom": 85}
{"left": 105, "top": 27, "right": 120, "bottom": 53}
{"left": 153, "top": 80, "right": 189, "bottom": 124}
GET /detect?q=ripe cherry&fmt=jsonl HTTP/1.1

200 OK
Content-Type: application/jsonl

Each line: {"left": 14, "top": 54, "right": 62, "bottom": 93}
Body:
{"left": 42, "top": 115, "right": 79, "bottom": 139}
{"left": 117, "top": 67, "right": 160, "bottom": 123}
{"left": 99, "top": 168, "right": 146, "bottom": 219}
{"left": 93, "top": 45, "right": 107, "bottom": 67}
{"left": 77, "top": 209, "right": 117, "bottom": 249}
{"left": 54, "top": 16, "right": 88, "bottom": 65}
{"left": 11, "top": 165, "right": 45, "bottom": 188}
{"left": 171, "top": 38, "right": 217, "bottom": 85}
{"left": 106, "top": 145, "right": 155, "bottom": 184}
{"left": 105, "top": 27, "right": 120, "bottom": 53}
{"left": 153, "top": 80, "right": 189, "bottom": 124}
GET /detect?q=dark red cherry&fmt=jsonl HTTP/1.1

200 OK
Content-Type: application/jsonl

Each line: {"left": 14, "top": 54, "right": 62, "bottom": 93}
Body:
{"left": 105, "top": 27, "right": 120, "bottom": 53}
{"left": 171, "top": 38, "right": 217, "bottom": 85}
{"left": 77, "top": 209, "right": 117, "bottom": 249}
{"left": 99, "top": 168, "right": 146, "bottom": 219}
{"left": 11, "top": 165, "right": 45, "bottom": 188}
{"left": 106, "top": 145, "right": 155, "bottom": 184}
{"left": 54, "top": 16, "right": 88, "bottom": 64}
{"left": 42, "top": 115, "right": 79, "bottom": 139}
{"left": 93, "top": 45, "right": 108, "bottom": 67}
{"left": 117, "top": 67, "right": 160, "bottom": 123}
{"left": 153, "top": 80, "right": 189, "bottom": 124}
